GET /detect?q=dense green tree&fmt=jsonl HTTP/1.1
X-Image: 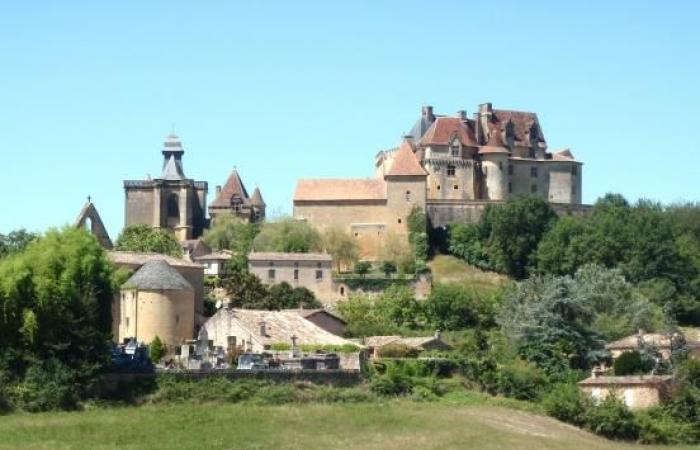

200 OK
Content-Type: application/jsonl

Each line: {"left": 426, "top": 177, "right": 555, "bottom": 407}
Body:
{"left": 220, "top": 270, "right": 269, "bottom": 308}
{"left": 407, "top": 206, "right": 429, "bottom": 261}
{"left": 380, "top": 261, "right": 397, "bottom": 278}
{"left": 149, "top": 336, "right": 166, "bottom": 363}
{"left": 0, "top": 229, "right": 38, "bottom": 258}
{"left": 264, "top": 282, "right": 321, "bottom": 310}
{"left": 202, "top": 215, "right": 259, "bottom": 254}
{"left": 115, "top": 224, "right": 183, "bottom": 257}
{"left": 322, "top": 228, "right": 359, "bottom": 272}
{"left": 336, "top": 286, "right": 422, "bottom": 337}
{"left": 424, "top": 283, "right": 498, "bottom": 331}
{"left": 252, "top": 218, "right": 322, "bottom": 253}
{"left": 354, "top": 261, "right": 371, "bottom": 277}
{"left": 0, "top": 228, "right": 114, "bottom": 391}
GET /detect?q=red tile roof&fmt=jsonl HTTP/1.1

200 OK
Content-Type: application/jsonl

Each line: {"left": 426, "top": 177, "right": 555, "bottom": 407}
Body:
{"left": 419, "top": 117, "right": 477, "bottom": 146}
{"left": 210, "top": 169, "right": 250, "bottom": 208}
{"left": 491, "top": 109, "right": 545, "bottom": 145}
{"left": 294, "top": 179, "right": 387, "bottom": 201}
{"left": 385, "top": 140, "right": 428, "bottom": 177}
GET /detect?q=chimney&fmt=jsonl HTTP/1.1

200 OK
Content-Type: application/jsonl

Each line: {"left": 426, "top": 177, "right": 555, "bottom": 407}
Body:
{"left": 216, "top": 185, "right": 222, "bottom": 194}
{"left": 456, "top": 110, "right": 467, "bottom": 121}
{"left": 422, "top": 105, "right": 434, "bottom": 121}
{"left": 258, "top": 321, "right": 266, "bottom": 336}
{"left": 473, "top": 112, "right": 483, "bottom": 145}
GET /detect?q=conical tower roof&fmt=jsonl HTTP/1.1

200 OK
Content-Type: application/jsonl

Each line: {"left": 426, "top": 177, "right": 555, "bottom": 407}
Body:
{"left": 250, "top": 187, "right": 265, "bottom": 207}
{"left": 122, "top": 260, "right": 193, "bottom": 291}
{"left": 210, "top": 168, "right": 250, "bottom": 207}
{"left": 162, "top": 154, "right": 185, "bottom": 180}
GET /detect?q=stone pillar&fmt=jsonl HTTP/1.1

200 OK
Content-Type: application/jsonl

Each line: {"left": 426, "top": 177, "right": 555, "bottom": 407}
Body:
{"left": 153, "top": 185, "right": 162, "bottom": 228}
{"left": 177, "top": 186, "right": 191, "bottom": 240}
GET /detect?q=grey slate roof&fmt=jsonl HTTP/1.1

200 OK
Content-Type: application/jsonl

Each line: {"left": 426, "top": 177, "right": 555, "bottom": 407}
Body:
{"left": 122, "top": 260, "right": 193, "bottom": 291}
{"left": 162, "top": 154, "right": 185, "bottom": 180}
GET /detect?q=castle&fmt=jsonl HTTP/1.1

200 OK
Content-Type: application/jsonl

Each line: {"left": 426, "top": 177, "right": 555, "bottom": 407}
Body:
{"left": 123, "top": 134, "right": 264, "bottom": 240}
{"left": 294, "top": 103, "right": 585, "bottom": 258}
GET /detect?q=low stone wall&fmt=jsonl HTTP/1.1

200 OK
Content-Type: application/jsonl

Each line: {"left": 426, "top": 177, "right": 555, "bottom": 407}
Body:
{"left": 100, "top": 369, "right": 363, "bottom": 396}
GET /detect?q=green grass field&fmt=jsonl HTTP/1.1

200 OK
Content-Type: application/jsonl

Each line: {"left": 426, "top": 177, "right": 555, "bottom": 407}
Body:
{"left": 1, "top": 400, "right": 695, "bottom": 450}
{"left": 429, "top": 254, "right": 509, "bottom": 291}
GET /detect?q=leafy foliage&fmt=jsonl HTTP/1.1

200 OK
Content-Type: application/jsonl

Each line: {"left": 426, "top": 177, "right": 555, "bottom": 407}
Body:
{"left": 115, "top": 224, "right": 183, "bottom": 257}
{"left": 354, "top": 261, "right": 371, "bottom": 277}
{"left": 612, "top": 351, "right": 652, "bottom": 376}
{"left": 424, "top": 283, "right": 499, "bottom": 331}
{"left": 322, "top": 228, "right": 359, "bottom": 272}
{"left": 0, "top": 229, "right": 38, "bottom": 258}
{"left": 252, "top": 218, "right": 322, "bottom": 253}
{"left": 202, "top": 215, "right": 259, "bottom": 254}
{"left": 583, "top": 396, "right": 639, "bottom": 440}
{"left": 407, "top": 206, "right": 429, "bottom": 262}
{"left": 149, "top": 336, "right": 166, "bottom": 363}
{"left": 220, "top": 271, "right": 321, "bottom": 310}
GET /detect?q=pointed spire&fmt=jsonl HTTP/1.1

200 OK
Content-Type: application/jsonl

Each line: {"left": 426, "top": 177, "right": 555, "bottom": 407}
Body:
{"left": 250, "top": 187, "right": 265, "bottom": 207}
{"left": 162, "top": 154, "right": 185, "bottom": 180}
{"left": 209, "top": 168, "right": 250, "bottom": 207}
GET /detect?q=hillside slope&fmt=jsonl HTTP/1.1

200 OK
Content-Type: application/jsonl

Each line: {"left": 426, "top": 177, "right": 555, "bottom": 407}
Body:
{"left": 0, "top": 401, "right": 692, "bottom": 450}
{"left": 429, "top": 254, "right": 510, "bottom": 291}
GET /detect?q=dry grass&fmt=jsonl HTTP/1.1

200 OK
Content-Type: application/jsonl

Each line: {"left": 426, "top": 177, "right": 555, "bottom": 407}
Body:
{"left": 0, "top": 401, "right": 694, "bottom": 450}
{"left": 429, "top": 254, "right": 509, "bottom": 291}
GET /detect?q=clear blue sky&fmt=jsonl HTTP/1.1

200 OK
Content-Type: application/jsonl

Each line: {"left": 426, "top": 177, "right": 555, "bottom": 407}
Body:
{"left": 1, "top": 1, "right": 698, "bottom": 238}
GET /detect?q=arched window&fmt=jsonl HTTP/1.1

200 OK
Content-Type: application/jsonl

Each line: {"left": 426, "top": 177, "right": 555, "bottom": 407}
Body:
{"left": 167, "top": 194, "right": 179, "bottom": 218}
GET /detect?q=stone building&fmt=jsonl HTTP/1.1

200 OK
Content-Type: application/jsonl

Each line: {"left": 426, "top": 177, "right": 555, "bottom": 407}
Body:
{"left": 605, "top": 331, "right": 700, "bottom": 361}
{"left": 202, "top": 307, "right": 357, "bottom": 354}
{"left": 108, "top": 250, "right": 206, "bottom": 336}
{"left": 248, "top": 252, "right": 335, "bottom": 301}
{"left": 294, "top": 141, "right": 427, "bottom": 259}
{"left": 209, "top": 169, "right": 265, "bottom": 224}
{"left": 579, "top": 375, "right": 673, "bottom": 410}
{"left": 118, "top": 260, "right": 196, "bottom": 348}
{"left": 123, "top": 134, "right": 208, "bottom": 240}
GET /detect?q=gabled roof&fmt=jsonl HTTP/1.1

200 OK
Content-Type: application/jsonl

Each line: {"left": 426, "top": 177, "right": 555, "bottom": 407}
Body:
{"left": 419, "top": 117, "right": 477, "bottom": 147}
{"left": 210, "top": 169, "right": 250, "bottom": 208}
{"left": 122, "top": 260, "right": 193, "bottom": 291}
{"left": 249, "top": 187, "right": 265, "bottom": 207}
{"left": 162, "top": 154, "right": 185, "bottom": 180}
{"left": 579, "top": 375, "right": 672, "bottom": 387}
{"left": 605, "top": 332, "right": 700, "bottom": 350}
{"left": 385, "top": 140, "right": 428, "bottom": 177}
{"left": 208, "top": 308, "right": 357, "bottom": 347}
{"left": 287, "top": 308, "right": 347, "bottom": 324}
{"left": 108, "top": 250, "right": 204, "bottom": 269}
{"left": 194, "top": 250, "right": 234, "bottom": 262}
{"left": 552, "top": 149, "right": 576, "bottom": 161}
{"left": 294, "top": 179, "right": 386, "bottom": 202}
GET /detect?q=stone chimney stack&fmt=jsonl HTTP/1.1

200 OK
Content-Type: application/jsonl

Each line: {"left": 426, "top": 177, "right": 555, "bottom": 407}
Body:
{"left": 422, "top": 105, "right": 434, "bottom": 121}
{"left": 478, "top": 103, "right": 493, "bottom": 142}
{"left": 456, "top": 110, "right": 467, "bottom": 121}
{"left": 216, "top": 185, "right": 222, "bottom": 194}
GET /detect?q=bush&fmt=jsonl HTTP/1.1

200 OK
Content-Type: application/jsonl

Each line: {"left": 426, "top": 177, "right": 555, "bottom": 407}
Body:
{"left": 378, "top": 343, "right": 419, "bottom": 358}
{"left": 495, "top": 359, "right": 548, "bottom": 401}
{"left": 354, "top": 261, "right": 372, "bottom": 277}
{"left": 149, "top": 336, "right": 166, "bottom": 363}
{"left": 584, "top": 396, "right": 639, "bottom": 440}
{"left": 370, "top": 372, "right": 413, "bottom": 396}
{"left": 613, "top": 351, "right": 650, "bottom": 376}
{"left": 542, "top": 383, "right": 589, "bottom": 426}
{"left": 636, "top": 407, "right": 698, "bottom": 444}
{"left": 14, "top": 360, "right": 80, "bottom": 412}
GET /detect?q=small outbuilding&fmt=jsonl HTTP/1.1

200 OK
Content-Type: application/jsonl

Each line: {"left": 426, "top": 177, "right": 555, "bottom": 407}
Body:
{"left": 362, "top": 332, "right": 451, "bottom": 359}
{"left": 578, "top": 375, "right": 673, "bottom": 410}
{"left": 119, "top": 260, "right": 195, "bottom": 348}
{"left": 605, "top": 331, "right": 700, "bottom": 360}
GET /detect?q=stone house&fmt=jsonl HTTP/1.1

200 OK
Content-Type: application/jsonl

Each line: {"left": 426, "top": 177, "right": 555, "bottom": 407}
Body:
{"left": 118, "top": 260, "right": 196, "bottom": 348}
{"left": 194, "top": 250, "right": 233, "bottom": 276}
{"left": 290, "top": 308, "right": 346, "bottom": 336}
{"left": 202, "top": 307, "right": 357, "bottom": 354}
{"left": 605, "top": 331, "right": 700, "bottom": 361}
{"left": 579, "top": 375, "right": 673, "bottom": 410}
{"left": 248, "top": 252, "right": 335, "bottom": 301}
{"left": 362, "top": 333, "right": 451, "bottom": 359}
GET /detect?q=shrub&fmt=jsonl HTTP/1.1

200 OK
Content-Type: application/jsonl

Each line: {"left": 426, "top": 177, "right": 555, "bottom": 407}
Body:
{"left": 542, "top": 383, "right": 589, "bottom": 426}
{"left": 354, "top": 261, "right": 372, "bottom": 277}
{"left": 613, "top": 351, "right": 650, "bottom": 376}
{"left": 252, "top": 384, "right": 299, "bottom": 405}
{"left": 636, "top": 407, "right": 698, "bottom": 445}
{"left": 584, "top": 396, "right": 639, "bottom": 440}
{"left": 495, "top": 359, "right": 548, "bottom": 401}
{"left": 149, "top": 336, "right": 166, "bottom": 363}
{"left": 14, "top": 360, "right": 80, "bottom": 412}
{"left": 380, "top": 261, "right": 397, "bottom": 277}
{"left": 378, "top": 343, "right": 419, "bottom": 358}
{"left": 370, "top": 372, "right": 413, "bottom": 396}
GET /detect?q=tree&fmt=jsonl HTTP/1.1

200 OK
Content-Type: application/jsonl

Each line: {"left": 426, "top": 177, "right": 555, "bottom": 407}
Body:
{"left": 374, "top": 285, "right": 423, "bottom": 329}
{"left": 424, "top": 283, "right": 497, "bottom": 331}
{"left": 407, "top": 206, "right": 429, "bottom": 261}
{"left": 220, "top": 270, "right": 269, "bottom": 308}
{"left": 380, "top": 261, "right": 397, "bottom": 278}
{"left": 355, "top": 261, "right": 371, "bottom": 277}
{"left": 115, "top": 224, "right": 183, "bottom": 257}
{"left": 264, "top": 282, "right": 321, "bottom": 310}
{"left": 149, "top": 336, "right": 166, "bottom": 363}
{"left": 202, "top": 215, "right": 259, "bottom": 254}
{"left": 0, "top": 227, "right": 114, "bottom": 393}
{"left": 482, "top": 195, "right": 557, "bottom": 279}
{"left": 378, "top": 231, "right": 413, "bottom": 268}
{"left": 252, "top": 218, "right": 322, "bottom": 253}
{"left": 0, "top": 229, "right": 38, "bottom": 258}
{"left": 323, "top": 228, "right": 359, "bottom": 272}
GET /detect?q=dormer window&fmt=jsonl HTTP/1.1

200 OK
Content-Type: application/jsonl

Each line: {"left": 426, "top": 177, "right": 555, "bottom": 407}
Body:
{"left": 450, "top": 138, "right": 460, "bottom": 157}
{"left": 230, "top": 194, "right": 243, "bottom": 212}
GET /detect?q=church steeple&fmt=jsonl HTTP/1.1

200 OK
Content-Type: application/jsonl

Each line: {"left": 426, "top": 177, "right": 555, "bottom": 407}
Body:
{"left": 162, "top": 133, "right": 185, "bottom": 175}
